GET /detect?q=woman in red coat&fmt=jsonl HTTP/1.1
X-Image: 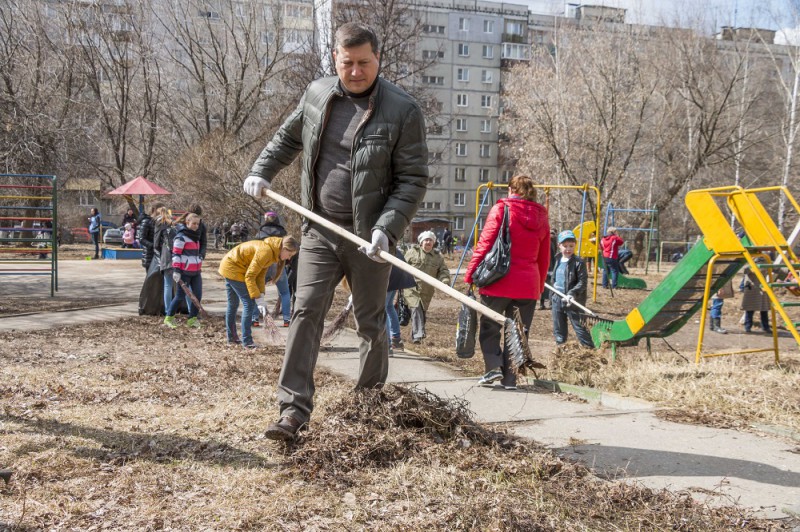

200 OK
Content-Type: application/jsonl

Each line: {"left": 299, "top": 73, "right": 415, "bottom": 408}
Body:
{"left": 464, "top": 175, "right": 551, "bottom": 389}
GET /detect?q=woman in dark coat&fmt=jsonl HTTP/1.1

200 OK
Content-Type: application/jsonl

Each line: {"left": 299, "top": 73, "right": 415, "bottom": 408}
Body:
{"left": 464, "top": 175, "right": 551, "bottom": 390}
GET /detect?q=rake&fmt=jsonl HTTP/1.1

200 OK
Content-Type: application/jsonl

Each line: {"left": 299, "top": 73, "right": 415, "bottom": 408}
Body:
{"left": 262, "top": 189, "right": 542, "bottom": 373}
{"left": 321, "top": 295, "right": 353, "bottom": 343}
{"left": 544, "top": 282, "right": 615, "bottom": 326}
{"left": 177, "top": 279, "right": 209, "bottom": 319}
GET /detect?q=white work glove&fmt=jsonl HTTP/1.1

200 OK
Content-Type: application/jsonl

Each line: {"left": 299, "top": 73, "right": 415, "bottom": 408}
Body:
{"left": 257, "top": 304, "right": 266, "bottom": 319}
{"left": 243, "top": 175, "right": 270, "bottom": 197}
{"left": 172, "top": 271, "right": 181, "bottom": 283}
{"left": 562, "top": 295, "right": 575, "bottom": 307}
{"left": 359, "top": 229, "right": 389, "bottom": 263}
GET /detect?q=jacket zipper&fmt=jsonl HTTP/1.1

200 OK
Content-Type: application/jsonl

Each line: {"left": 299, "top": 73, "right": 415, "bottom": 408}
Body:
{"left": 309, "top": 85, "right": 340, "bottom": 212}
{"left": 350, "top": 91, "right": 377, "bottom": 221}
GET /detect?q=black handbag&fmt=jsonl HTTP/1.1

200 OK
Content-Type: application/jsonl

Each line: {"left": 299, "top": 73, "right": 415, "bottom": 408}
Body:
{"left": 455, "top": 288, "right": 478, "bottom": 359}
{"left": 396, "top": 292, "right": 411, "bottom": 326}
{"left": 472, "top": 205, "right": 511, "bottom": 288}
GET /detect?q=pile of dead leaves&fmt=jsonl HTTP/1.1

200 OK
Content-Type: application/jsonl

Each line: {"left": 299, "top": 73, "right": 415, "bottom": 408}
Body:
{"left": 546, "top": 342, "right": 609, "bottom": 387}
{"left": 290, "top": 384, "right": 519, "bottom": 479}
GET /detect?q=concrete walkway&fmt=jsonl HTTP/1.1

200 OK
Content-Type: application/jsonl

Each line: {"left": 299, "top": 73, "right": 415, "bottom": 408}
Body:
{"left": 2, "top": 260, "right": 799, "bottom": 522}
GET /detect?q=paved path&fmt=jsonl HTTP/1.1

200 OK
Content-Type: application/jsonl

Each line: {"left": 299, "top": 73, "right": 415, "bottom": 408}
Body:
{"left": 2, "top": 260, "right": 800, "bottom": 522}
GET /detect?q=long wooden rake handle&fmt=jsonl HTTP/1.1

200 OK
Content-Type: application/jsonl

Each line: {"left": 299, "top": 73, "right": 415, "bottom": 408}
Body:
{"left": 545, "top": 283, "right": 598, "bottom": 316}
{"left": 263, "top": 189, "right": 508, "bottom": 325}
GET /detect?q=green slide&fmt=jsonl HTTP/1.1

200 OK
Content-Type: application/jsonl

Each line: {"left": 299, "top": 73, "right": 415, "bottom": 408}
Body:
{"left": 597, "top": 255, "right": 647, "bottom": 289}
{"left": 591, "top": 240, "right": 745, "bottom": 348}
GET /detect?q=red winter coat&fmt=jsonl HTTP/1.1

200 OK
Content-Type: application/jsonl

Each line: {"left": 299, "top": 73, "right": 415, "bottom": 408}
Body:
{"left": 464, "top": 196, "right": 550, "bottom": 300}
{"left": 601, "top": 234, "right": 624, "bottom": 259}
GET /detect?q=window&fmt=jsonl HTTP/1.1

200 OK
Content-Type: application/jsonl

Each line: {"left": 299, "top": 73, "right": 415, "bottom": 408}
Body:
{"left": 262, "top": 31, "right": 274, "bottom": 45}
{"left": 421, "top": 201, "right": 442, "bottom": 209}
{"left": 455, "top": 143, "right": 467, "bottom": 157}
{"left": 458, "top": 43, "right": 469, "bottom": 57}
{"left": 422, "top": 75, "right": 445, "bottom": 85}
{"left": 454, "top": 193, "right": 466, "bottom": 206}
{"left": 481, "top": 95, "right": 492, "bottom": 108}
{"left": 458, "top": 17, "right": 469, "bottom": 31}
{"left": 479, "top": 168, "right": 491, "bottom": 182}
{"left": 502, "top": 43, "right": 530, "bottom": 60}
{"left": 480, "top": 144, "right": 491, "bottom": 158}
{"left": 506, "top": 21, "right": 524, "bottom": 35}
{"left": 427, "top": 124, "right": 443, "bottom": 135}
{"left": 455, "top": 217, "right": 465, "bottom": 231}
{"left": 429, "top": 176, "right": 442, "bottom": 186}
{"left": 481, "top": 70, "right": 493, "bottom": 84}
{"left": 457, "top": 68, "right": 469, "bottom": 82}
{"left": 423, "top": 24, "right": 445, "bottom": 34}
{"left": 455, "top": 118, "right": 468, "bottom": 131}
{"left": 454, "top": 167, "right": 466, "bottom": 181}
{"left": 501, "top": 170, "right": 513, "bottom": 183}
{"left": 422, "top": 50, "right": 444, "bottom": 59}
{"left": 429, "top": 151, "right": 443, "bottom": 162}
{"left": 483, "top": 20, "right": 494, "bottom": 33}
{"left": 482, "top": 45, "right": 493, "bottom": 59}
{"left": 456, "top": 93, "right": 468, "bottom": 107}
{"left": 284, "top": 3, "right": 312, "bottom": 17}
{"left": 78, "top": 190, "right": 95, "bottom": 206}
{"left": 480, "top": 119, "right": 491, "bottom": 133}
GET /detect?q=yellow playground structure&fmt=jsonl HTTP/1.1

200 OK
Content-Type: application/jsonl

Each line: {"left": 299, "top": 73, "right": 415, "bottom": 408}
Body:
{"left": 591, "top": 186, "right": 800, "bottom": 362}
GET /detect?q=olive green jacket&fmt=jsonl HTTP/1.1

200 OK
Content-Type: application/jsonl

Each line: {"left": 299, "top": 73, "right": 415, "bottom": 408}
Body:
{"left": 403, "top": 245, "right": 450, "bottom": 310}
{"left": 248, "top": 76, "right": 429, "bottom": 243}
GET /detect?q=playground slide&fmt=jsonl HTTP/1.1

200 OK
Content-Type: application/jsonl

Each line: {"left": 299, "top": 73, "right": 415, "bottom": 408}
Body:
{"left": 590, "top": 239, "right": 745, "bottom": 347}
{"left": 597, "top": 255, "right": 647, "bottom": 289}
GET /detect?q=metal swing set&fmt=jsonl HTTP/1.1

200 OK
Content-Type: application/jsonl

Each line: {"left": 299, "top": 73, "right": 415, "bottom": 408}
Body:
{"left": 452, "top": 182, "right": 602, "bottom": 303}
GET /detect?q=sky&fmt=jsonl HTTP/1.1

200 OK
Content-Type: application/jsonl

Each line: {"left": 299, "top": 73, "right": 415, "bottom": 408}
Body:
{"left": 520, "top": 0, "right": 800, "bottom": 43}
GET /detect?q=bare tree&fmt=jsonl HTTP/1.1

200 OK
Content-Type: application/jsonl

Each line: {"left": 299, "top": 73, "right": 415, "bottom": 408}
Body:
{"left": 61, "top": 0, "right": 163, "bottom": 199}
{"left": 0, "top": 1, "right": 81, "bottom": 174}
{"left": 504, "top": 23, "right": 772, "bottom": 251}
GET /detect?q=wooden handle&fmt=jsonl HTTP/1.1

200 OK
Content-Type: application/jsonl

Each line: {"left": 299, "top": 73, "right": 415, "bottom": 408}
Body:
{"left": 263, "top": 189, "right": 507, "bottom": 324}
{"left": 545, "top": 282, "right": 597, "bottom": 316}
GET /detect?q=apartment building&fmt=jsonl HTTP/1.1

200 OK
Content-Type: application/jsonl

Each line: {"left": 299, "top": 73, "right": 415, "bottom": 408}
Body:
{"left": 410, "top": 0, "right": 530, "bottom": 237}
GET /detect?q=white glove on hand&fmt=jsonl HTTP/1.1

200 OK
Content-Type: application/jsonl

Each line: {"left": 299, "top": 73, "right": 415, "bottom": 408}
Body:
{"left": 172, "top": 271, "right": 181, "bottom": 283}
{"left": 243, "top": 176, "right": 270, "bottom": 197}
{"left": 360, "top": 229, "right": 389, "bottom": 263}
{"left": 562, "top": 295, "right": 574, "bottom": 307}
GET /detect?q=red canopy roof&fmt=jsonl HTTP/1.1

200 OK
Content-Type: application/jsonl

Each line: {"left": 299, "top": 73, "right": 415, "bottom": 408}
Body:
{"left": 107, "top": 176, "right": 172, "bottom": 196}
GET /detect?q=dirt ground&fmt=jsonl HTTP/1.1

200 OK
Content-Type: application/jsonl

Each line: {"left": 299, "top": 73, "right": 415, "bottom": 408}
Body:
{"left": 0, "top": 316, "right": 784, "bottom": 530}
{"left": 1, "top": 253, "right": 799, "bottom": 528}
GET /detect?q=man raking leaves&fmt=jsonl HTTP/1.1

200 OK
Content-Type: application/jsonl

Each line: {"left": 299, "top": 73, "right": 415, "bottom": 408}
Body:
{"left": 243, "top": 23, "right": 429, "bottom": 441}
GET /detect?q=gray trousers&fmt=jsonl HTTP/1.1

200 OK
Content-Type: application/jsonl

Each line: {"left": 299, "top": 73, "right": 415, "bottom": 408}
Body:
{"left": 410, "top": 305, "right": 426, "bottom": 340}
{"left": 277, "top": 223, "right": 391, "bottom": 423}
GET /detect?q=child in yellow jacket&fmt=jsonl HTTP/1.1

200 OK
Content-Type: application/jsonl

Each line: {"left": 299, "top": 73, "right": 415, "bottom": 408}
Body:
{"left": 219, "top": 236, "right": 298, "bottom": 348}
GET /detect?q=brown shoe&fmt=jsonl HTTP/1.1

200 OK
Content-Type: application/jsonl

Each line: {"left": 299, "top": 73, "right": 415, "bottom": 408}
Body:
{"left": 264, "top": 416, "right": 304, "bottom": 441}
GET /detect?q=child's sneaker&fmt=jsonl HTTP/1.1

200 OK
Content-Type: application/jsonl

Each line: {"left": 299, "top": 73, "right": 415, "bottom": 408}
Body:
{"left": 186, "top": 317, "right": 201, "bottom": 329}
{"left": 252, "top": 320, "right": 261, "bottom": 328}
{"left": 282, "top": 320, "right": 290, "bottom": 327}
{"left": 163, "top": 316, "right": 178, "bottom": 329}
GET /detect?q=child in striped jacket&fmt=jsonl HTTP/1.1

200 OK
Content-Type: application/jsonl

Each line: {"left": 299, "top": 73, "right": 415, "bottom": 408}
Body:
{"left": 164, "top": 212, "right": 203, "bottom": 329}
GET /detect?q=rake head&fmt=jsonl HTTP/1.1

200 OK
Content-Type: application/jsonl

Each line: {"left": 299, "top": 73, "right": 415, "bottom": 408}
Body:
{"left": 321, "top": 298, "right": 353, "bottom": 343}
{"left": 505, "top": 310, "right": 546, "bottom": 376}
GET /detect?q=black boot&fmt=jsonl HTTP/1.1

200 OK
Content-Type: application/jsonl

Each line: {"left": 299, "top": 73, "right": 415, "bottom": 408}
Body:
{"left": 711, "top": 318, "right": 727, "bottom": 334}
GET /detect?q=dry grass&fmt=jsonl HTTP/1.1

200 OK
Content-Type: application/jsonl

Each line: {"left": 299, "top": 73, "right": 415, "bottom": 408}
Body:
{"left": 405, "top": 262, "right": 800, "bottom": 437}
{"left": 0, "top": 316, "right": 782, "bottom": 529}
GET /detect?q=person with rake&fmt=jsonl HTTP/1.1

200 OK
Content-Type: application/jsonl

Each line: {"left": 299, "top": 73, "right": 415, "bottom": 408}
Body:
{"left": 404, "top": 231, "right": 451, "bottom": 344}
{"left": 464, "top": 175, "right": 551, "bottom": 390}
{"left": 243, "top": 22, "right": 428, "bottom": 440}
{"left": 219, "top": 236, "right": 299, "bottom": 348}
{"left": 549, "top": 230, "right": 594, "bottom": 348}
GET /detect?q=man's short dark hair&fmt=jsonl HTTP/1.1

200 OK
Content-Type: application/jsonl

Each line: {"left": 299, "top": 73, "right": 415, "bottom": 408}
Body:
{"left": 334, "top": 22, "right": 380, "bottom": 54}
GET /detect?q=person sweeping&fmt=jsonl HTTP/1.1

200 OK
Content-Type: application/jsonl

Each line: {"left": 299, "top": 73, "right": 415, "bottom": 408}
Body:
{"left": 218, "top": 235, "right": 299, "bottom": 349}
